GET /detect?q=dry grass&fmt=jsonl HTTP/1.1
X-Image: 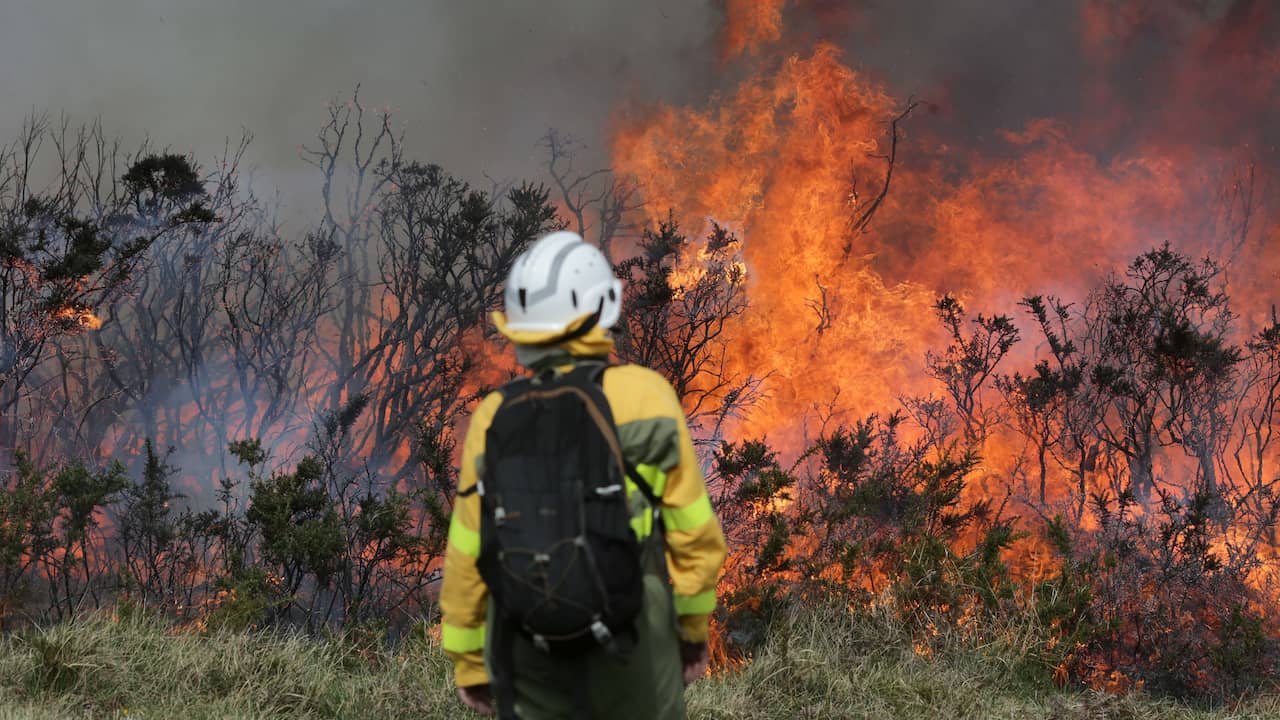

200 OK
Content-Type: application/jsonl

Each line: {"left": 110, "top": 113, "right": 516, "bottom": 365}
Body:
{"left": 0, "top": 613, "right": 457, "bottom": 720}
{"left": 689, "top": 603, "right": 1280, "bottom": 719}
{"left": 1, "top": 605, "right": 1277, "bottom": 719}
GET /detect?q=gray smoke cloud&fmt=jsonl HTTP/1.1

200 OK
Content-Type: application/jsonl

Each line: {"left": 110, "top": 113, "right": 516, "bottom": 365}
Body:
{"left": 807, "top": 0, "right": 1262, "bottom": 153}
{"left": 0, "top": 0, "right": 722, "bottom": 210}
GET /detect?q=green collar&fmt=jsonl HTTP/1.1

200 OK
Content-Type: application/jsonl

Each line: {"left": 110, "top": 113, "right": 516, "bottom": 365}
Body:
{"left": 526, "top": 352, "right": 610, "bottom": 374}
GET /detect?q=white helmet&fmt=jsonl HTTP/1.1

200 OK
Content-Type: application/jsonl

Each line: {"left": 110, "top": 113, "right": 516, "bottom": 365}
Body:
{"left": 502, "top": 231, "right": 623, "bottom": 334}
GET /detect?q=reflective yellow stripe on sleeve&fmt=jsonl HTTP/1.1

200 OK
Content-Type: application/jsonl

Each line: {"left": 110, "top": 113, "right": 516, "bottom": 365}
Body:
{"left": 673, "top": 590, "right": 716, "bottom": 615}
{"left": 441, "top": 622, "right": 486, "bottom": 653}
{"left": 627, "top": 463, "right": 666, "bottom": 540}
{"left": 633, "top": 462, "right": 667, "bottom": 497}
{"left": 629, "top": 511, "right": 653, "bottom": 541}
{"left": 447, "top": 514, "right": 480, "bottom": 557}
{"left": 660, "top": 493, "right": 714, "bottom": 532}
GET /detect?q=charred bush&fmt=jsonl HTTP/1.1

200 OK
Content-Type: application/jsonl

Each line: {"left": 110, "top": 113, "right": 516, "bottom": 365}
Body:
{"left": 613, "top": 216, "right": 757, "bottom": 427}
{"left": 798, "top": 414, "right": 1019, "bottom": 633}
{"left": 0, "top": 451, "right": 128, "bottom": 627}
{"left": 708, "top": 438, "right": 802, "bottom": 661}
{"left": 1039, "top": 486, "right": 1279, "bottom": 702}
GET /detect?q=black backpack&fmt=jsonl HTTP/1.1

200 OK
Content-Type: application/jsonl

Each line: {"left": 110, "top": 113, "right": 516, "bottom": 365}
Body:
{"left": 472, "top": 363, "right": 659, "bottom": 656}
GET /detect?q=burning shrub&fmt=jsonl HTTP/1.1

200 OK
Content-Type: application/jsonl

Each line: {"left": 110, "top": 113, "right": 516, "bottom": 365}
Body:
{"left": 0, "top": 451, "right": 128, "bottom": 627}
{"left": 710, "top": 414, "right": 1021, "bottom": 661}
{"left": 710, "top": 438, "right": 800, "bottom": 658}
{"left": 613, "top": 216, "right": 755, "bottom": 426}
{"left": 0, "top": 118, "right": 215, "bottom": 463}
{"left": 1039, "top": 486, "right": 1280, "bottom": 702}
{"left": 805, "top": 416, "right": 1020, "bottom": 631}
{"left": 987, "top": 245, "right": 1280, "bottom": 700}
{"left": 115, "top": 440, "right": 225, "bottom": 621}
{"left": 705, "top": 244, "right": 1280, "bottom": 702}
{"left": 204, "top": 397, "right": 446, "bottom": 633}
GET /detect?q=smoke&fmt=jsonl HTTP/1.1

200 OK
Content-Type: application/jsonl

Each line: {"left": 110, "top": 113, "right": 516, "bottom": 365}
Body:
{"left": 786, "top": 0, "right": 1278, "bottom": 156}
{"left": 0, "top": 0, "right": 723, "bottom": 210}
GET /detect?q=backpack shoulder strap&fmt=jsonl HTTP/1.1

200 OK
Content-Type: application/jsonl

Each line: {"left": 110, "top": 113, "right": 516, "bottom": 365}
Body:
{"left": 592, "top": 363, "right": 662, "bottom": 509}
{"left": 623, "top": 458, "right": 661, "bottom": 509}
{"left": 456, "top": 378, "right": 534, "bottom": 499}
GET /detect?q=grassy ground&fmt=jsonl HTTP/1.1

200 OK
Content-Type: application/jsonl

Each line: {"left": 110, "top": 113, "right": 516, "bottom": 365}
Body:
{"left": 2, "top": 605, "right": 1278, "bottom": 720}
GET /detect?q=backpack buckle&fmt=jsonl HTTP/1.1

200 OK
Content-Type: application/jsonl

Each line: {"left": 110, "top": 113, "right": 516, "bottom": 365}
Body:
{"left": 590, "top": 620, "right": 612, "bottom": 645}
{"left": 494, "top": 506, "right": 506, "bottom": 526}
{"left": 591, "top": 620, "right": 622, "bottom": 655}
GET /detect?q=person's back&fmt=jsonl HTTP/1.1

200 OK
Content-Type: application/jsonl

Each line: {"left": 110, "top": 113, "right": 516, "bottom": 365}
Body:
{"left": 439, "top": 231, "right": 727, "bottom": 719}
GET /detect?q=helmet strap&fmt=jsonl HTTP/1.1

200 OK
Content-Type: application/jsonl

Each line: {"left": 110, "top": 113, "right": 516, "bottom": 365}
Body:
{"left": 527, "top": 301, "right": 604, "bottom": 348}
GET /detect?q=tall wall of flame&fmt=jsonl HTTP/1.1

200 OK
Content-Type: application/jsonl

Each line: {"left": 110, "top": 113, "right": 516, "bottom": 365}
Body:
{"left": 611, "top": 0, "right": 1280, "bottom": 442}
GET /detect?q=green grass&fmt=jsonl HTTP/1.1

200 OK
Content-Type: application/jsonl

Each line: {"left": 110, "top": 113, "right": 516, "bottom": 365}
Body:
{"left": 2, "top": 605, "right": 1277, "bottom": 719}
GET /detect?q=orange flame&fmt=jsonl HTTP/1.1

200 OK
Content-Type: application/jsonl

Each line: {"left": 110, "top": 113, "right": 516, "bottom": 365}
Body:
{"left": 612, "top": 6, "right": 1280, "bottom": 441}
{"left": 55, "top": 306, "right": 103, "bottom": 330}
{"left": 720, "top": 0, "right": 787, "bottom": 59}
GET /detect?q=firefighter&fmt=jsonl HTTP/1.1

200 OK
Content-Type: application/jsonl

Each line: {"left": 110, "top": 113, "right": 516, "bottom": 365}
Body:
{"left": 439, "top": 230, "right": 727, "bottom": 719}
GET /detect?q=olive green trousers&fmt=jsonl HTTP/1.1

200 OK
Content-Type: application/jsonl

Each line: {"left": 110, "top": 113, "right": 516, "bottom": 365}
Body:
{"left": 485, "top": 573, "right": 686, "bottom": 720}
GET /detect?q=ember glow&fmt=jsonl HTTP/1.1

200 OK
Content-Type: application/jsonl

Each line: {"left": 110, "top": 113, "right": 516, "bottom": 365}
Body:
{"left": 54, "top": 306, "right": 102, "bottom": 331}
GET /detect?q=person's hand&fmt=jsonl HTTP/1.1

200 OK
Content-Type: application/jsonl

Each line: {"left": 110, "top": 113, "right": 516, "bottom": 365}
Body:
{"left": 679, "top": 641, "right": 709, "bottom": 686}
{"left": 457, "top": 684, "right": 495, "bottom": 716}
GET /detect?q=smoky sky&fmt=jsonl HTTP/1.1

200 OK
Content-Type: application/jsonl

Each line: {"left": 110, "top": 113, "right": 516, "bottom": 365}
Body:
{"left": 1, "top": 0, "right": 1263, "bottom": 213}
{"left": 790, "top": 0, "right": 1258, "bottom": 153}
{"left": 0, "top": 0, "right": 722, "bottom": 212}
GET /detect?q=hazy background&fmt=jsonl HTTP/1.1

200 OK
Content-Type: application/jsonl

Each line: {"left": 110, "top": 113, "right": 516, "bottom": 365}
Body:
{"left": 0, "top": 0, "right": 724, "bottom": 213}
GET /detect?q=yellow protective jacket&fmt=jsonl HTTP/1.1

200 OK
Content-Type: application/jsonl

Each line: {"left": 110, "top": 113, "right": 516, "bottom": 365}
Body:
{"left": 439, "top": 322, "right": 727, "bottom": 688}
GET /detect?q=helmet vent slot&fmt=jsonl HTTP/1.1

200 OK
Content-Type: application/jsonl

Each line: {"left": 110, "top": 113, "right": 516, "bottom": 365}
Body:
{"left": 518, "top": 288, "right": 528, "bottom": 311}
{"left": 570, "top": 290, "right": 579, "bottom": 309}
